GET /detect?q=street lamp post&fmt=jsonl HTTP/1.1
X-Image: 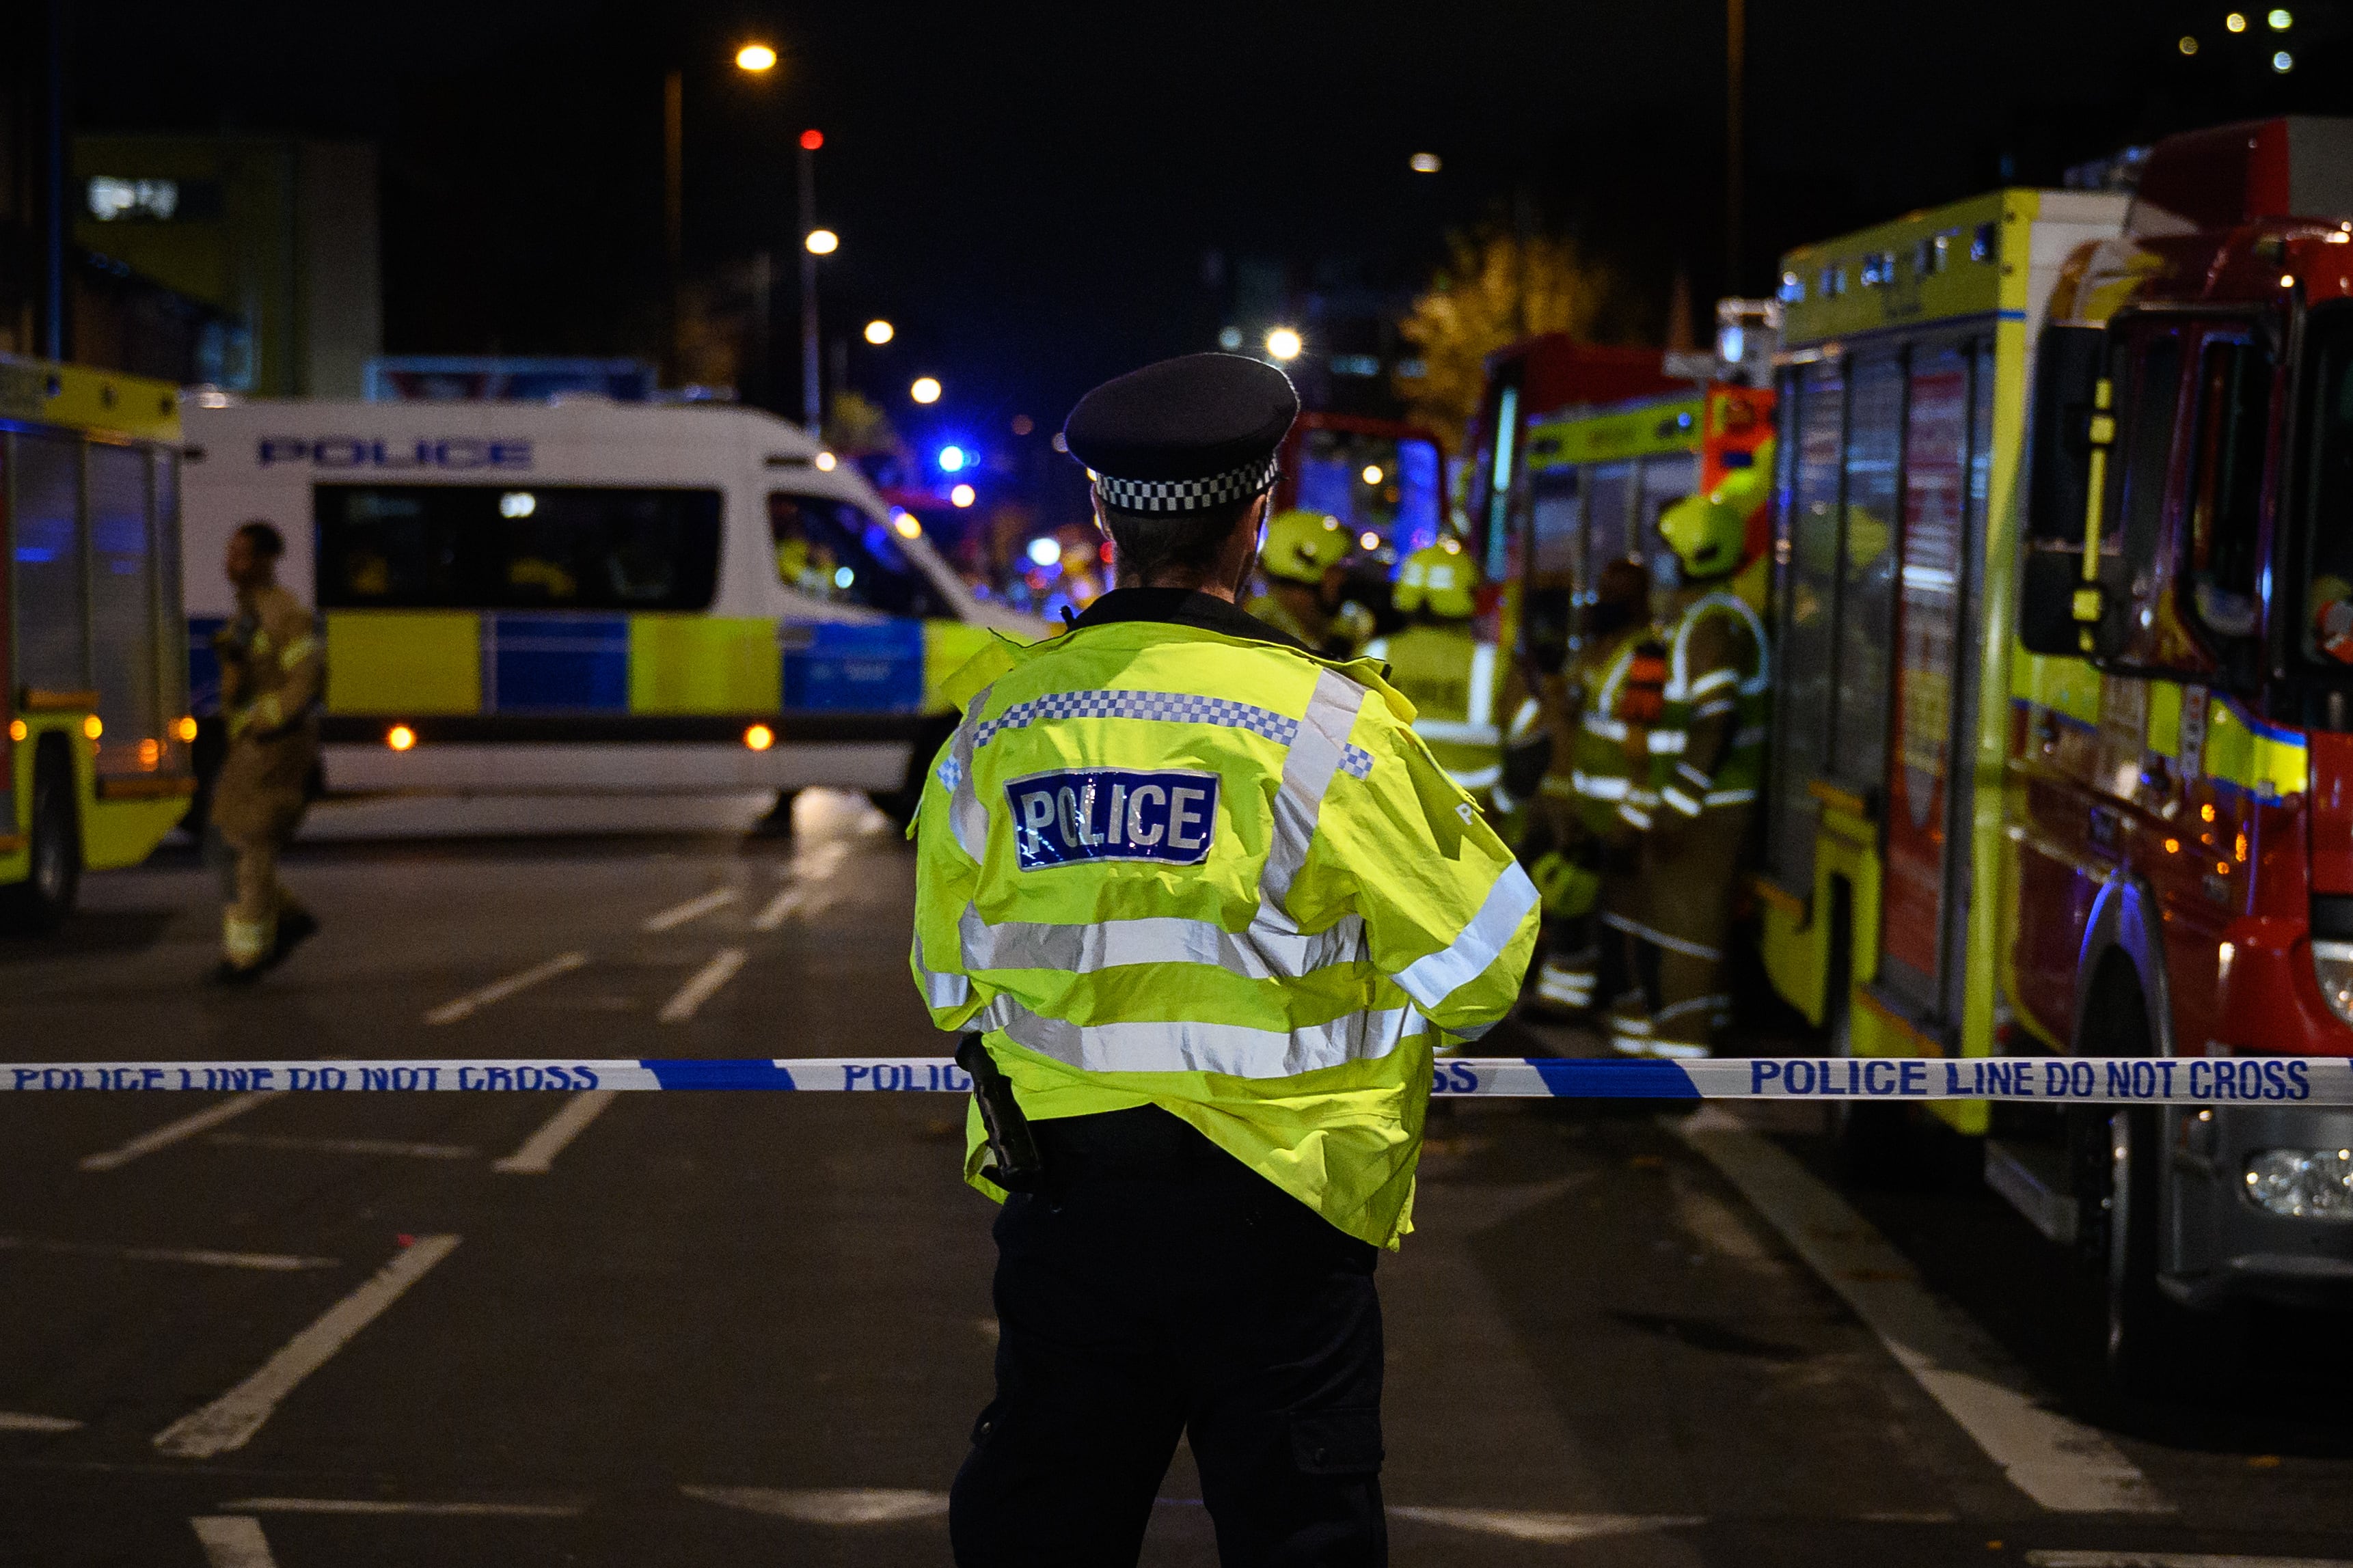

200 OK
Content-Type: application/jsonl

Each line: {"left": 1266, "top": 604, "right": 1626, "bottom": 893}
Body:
{"left": 799, "top": 128, "right": 824, "bottom": 438}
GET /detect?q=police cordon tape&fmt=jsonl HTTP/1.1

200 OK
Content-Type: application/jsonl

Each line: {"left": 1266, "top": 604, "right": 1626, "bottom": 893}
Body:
{"left": 3, "top": 1056, "right": 2350, "bottom": 1105}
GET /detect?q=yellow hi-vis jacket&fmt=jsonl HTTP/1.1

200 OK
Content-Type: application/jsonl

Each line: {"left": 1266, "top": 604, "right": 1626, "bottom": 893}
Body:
{"left": 911, "top": 590, "right": 1540, "bottom": 1248}
{"left": 1361, "top": 624, "right": 1499, "bottom": 794}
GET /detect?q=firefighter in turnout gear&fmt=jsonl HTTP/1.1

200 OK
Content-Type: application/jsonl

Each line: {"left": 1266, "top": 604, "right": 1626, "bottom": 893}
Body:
{"left": 917, "top": 353, "right": 1538, "bottom": 1567}
{"left": 1244, "top": 506, "right": 1376, "bottom": 659}
{"left": 1605, "top": 471, "right": 1768, "bottom": 1058}
{"left": 1527, "top": 558, "right": 1654, "bottom": 1017}
{"left": 1363, "top": 538, "right": 1497, "bottom": 798}
{"left": 208, "top": 521, "right": 323, "bottom": 985}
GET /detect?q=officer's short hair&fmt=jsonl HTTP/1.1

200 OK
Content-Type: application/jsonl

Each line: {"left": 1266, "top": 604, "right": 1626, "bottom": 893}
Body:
{"left": 234, "top": 520, "right": 286, "bottom": 560}
{"left": 1100, "top": 491, "right": 1262, "bottom": 583}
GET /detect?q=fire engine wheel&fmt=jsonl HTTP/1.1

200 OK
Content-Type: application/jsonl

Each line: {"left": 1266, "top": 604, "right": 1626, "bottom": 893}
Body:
{"left": 1, "top": 741, "right": 81, "bottom": 936}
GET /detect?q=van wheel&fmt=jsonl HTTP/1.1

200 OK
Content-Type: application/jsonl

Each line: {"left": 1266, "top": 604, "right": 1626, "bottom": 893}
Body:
{"left": 1, "top": 741, "right": 81, "bottom": 935}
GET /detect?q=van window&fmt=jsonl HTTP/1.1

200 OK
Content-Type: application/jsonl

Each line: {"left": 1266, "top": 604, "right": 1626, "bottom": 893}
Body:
{"left": 315, "top": 485, "right": 722, "bottom": 612}
{"left": 12, "top": 432, "right": 87, "bottom": 693}
{"left": 770, "top": 493, "right": 946, "bottom": 618}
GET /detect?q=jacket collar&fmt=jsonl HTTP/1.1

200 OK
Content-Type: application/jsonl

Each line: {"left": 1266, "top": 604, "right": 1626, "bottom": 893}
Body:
{"left": 1070, "top": 587, "right": 1309, "bottom": 654}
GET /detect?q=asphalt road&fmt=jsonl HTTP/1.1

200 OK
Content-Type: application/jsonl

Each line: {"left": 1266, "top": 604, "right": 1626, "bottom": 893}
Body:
{"left": 1, "top": 790, "right": 2348, "bottom": 1567}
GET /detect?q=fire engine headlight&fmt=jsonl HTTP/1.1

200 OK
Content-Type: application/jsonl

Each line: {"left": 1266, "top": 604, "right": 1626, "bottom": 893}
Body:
{"left": 2312, "top": 939, "right": 2353, "bottom": 1025}
{"left": 2243, "top": 1147, "right": 2353, "bottom": 1221}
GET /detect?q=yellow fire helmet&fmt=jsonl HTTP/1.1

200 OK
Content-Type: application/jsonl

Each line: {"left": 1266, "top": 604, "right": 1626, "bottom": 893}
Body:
{"left": 1655, "top": 464, "right": 1767, "bottom": 583}
{"left": 1393, "top": 537, "right": 1480, "bottom": 618}
{"left": 1260, "top": 508, "right": 1349, "bottom": 585}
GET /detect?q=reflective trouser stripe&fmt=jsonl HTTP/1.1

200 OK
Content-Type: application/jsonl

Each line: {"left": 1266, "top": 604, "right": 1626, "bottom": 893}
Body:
{"left": 223, "top": 913, "right": 271, "bottom": 967}
{"left": 979, "top": 993, "right": 1428, "bottom": 1079}
{"left": 1599, "top": 911, "right": 1722, "bottom": 961}
{"left": 1573, "top": 771, "right": 1630, "bottom": 799}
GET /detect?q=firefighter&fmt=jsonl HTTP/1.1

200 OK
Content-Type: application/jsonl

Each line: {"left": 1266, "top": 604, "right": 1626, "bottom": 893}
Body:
{"left": 1525, "top": 558, "right": 1655, "bottom": 1017}
{"left": 1606, "top": 474, "right": 1769, "bottom": 1058}
{"left": 208, "top": 521, "right": 323, "bottom": 985}
{"left": 916, "top": 353, "right": 1537, "bottom": 1567}
{"left": 1362, "top": 538, "right": 1497, "bottom": 797}
{"left": 1245, "top": 506, "right": 1375, "bottom": 658}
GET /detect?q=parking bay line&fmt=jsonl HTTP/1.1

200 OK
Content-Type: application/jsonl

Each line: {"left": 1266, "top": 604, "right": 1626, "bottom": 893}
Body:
{"left": 0, "top": 1412, "right": 83, "bottom": 1432}
{"left": 2027, "top": 1556, "right": 2353, "bottom": 1567}
{"left": 79, "top": 1092, "right": 284, "bottom": 1173}
{"left": 642, "top": 887, "right": 740, "bottom": 933}
{"left": 1674, "top": 1106, "right": 2169, "bottom": 1515}
{"left": 153, "top": 1235, "right": 461, "bottom": 1460}
{"left": 424, "top": 950, "right": 588, "bottom": 1026}
{"left": 207, "top": 1133, "right": 478, "bottom": 1161}
{"left": 0, "top": 1235, "right": 338, "bottom": 1271}
{"left": 191, "top": 1516, "right": 277, "bottom": 1568}
{"left": 493, "top": 1090, "right": 619, "bottom": 1174}
{"left": 219, "top": 1498, "right": 582, "bottom": 1517}
{"left": 658, "top": 947, "right": 747, "bottom": 1023}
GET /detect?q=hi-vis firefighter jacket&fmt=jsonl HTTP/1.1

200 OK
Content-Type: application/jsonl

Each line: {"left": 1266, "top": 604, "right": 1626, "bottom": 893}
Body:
{"left": 1646, "top": 590, "right": 1768, "bottom": 819}
{"left": 910, "top": 590, "right": 1539, "bottom": 1248}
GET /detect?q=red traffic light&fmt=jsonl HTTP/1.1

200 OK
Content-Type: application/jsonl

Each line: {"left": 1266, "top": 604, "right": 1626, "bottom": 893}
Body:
{"left": 800, "top": 128, "right": 824, "bottom": 151}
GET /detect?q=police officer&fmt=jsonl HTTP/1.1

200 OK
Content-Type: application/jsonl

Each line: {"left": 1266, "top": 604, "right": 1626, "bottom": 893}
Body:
{"left": 1245, "top": 507, "right": 1375, "bottom": 659}
{"left": 913, "top": 353, "right": 1538, "bottom": 1567}
{"left": 1362, "top": 540, "right": 1497, "bottom": 799}
{"left": 1607, "top": 476, "right": 1768, "bottom": 1057}
{"left": 209, "top": 521, "right": 323, "bottom": 984}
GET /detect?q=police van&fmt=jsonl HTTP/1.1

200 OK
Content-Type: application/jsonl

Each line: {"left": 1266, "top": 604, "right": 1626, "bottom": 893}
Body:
{"left": 180, "top": 396, "right": 1041, "bottom": 818}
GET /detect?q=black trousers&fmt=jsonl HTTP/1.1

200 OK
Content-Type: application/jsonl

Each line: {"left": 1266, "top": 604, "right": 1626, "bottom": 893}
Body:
{"left": 950, "top": 1108, "right": 1387, "bottom": 1567}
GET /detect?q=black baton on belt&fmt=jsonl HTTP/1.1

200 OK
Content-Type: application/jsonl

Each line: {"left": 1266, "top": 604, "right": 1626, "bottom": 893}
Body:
{"left": 957, "top": 1033, "right": 1046, "bottom": 1192}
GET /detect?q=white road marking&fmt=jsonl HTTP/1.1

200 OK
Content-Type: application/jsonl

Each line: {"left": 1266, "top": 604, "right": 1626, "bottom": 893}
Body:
{"left": 208, "top": 1133, "right": 477, "bottom": 1160}
{"left": 79, "top": 1092, "right": 282, "bottom": 1172}
{"left": 752, "top": 885, "right": 806, "bottom": 931}
{"left": 492, "top": 1090, "right": 620, "bottom": 1174}
{"left": 642, "top": 887, "right": 740, "bottom": 933}
{"left": 0, "top": 1412, "right": 82, "bottom": 1432}
{"left": 1674, "top": 1107, "right": 2170, "bottom": 1514}
{"left": 659, "top": 948, "right": 748, "bottom": 1023}
{"left": 682, "top": 1486, "right": 950, "bottom": 1524}
{"left": 792, "top": 839, "right": 852, "bottom": 881}
{"left": 190, "top": 1516, "right": 277, "bottom": 1568}
{"left": 0, "top": 1236, "right": 336, "bottom": 1272}
{"left": 2029, "top": 1557, "right": 2353, "bottom": 1568}
{"left": 219, "top": 1498, "right": 582, "bottom": 1517}
{"left": 1389, "top": 1509, "right": 1702, "bottom": 1543}
{"left": 424, "top": 950, "right": 588, "bottom": 1025}
{"left": 152, "top": 1235, "right": 462, "bottom": 1459}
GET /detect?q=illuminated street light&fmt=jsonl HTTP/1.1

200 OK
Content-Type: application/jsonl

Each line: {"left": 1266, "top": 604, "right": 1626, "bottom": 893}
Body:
{"left": 2226, "top": 10, "right": 2248, "bottom": 28}
{"left": 2276, "top": 48, "right": 2295, "bottom": 69}
{"left": 864, "top": 318, "right": 895, "bottom": 345}
{"left": 1360, "top": 531, "right": 1380, "bottom": 551}
{"left": 1264, "top": 327, "right": 1303, "bottom": 361}
{"left": 2179, "top": 33, "right": 2200, "bottom": 53}
{"left": 1409, "top": 152, "right": 1441, "bottom": 174}
{"left": 735, "top": 42, "right": 778, "bottom": 72}
{"left": 2270, "top": 8, "right": 2294, "bottom": 27}
{"left": 911, "top": 376, "right": 942, "bottom": 404}
{"left": 805, "top": 228, "right": 839, "bottom": 255}
{"left": 892, "top": 511, "right": 922, "bottom": 540}
{"left": 800, "top": 128, "right": 825, "bottom": 152}
{"left": 1361, "top": 464, "right": 1384, "bottom": 486}
{"left": 939, "top": 445, "right": 967, "bottom": 473}
{"left": 1026, "top": 537, "right": 1059, "bottom": 565}
{"left": 814, "top": 451, "right": 837, "bottom": 471}
{"left": 951, "top": 484, "right": 977, "bottom": 508}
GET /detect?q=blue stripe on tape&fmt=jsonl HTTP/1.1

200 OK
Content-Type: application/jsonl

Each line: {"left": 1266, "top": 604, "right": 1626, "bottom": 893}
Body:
{"left": 640, "top": 1059, "right": 800, "bottom": 1091}
{"left": 1532, "top": 1058, "right": 1701, "bottom": 1099}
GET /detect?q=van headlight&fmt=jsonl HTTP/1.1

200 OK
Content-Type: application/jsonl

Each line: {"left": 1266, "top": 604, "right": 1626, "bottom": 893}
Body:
{"left": 2243, "top": 1148, "right": 2353, "bottom": 1221}
{"left": 2312, "top": 939, "right": 2353, "bottom": 1025}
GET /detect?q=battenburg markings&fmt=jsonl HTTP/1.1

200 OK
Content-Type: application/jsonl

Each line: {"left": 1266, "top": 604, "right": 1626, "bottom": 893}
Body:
{"left": 2, "top": 1058, "right": 2350, "bottom": 1102}
{"left": 1005, "top": 767, "right": 1219, "bottom": 871}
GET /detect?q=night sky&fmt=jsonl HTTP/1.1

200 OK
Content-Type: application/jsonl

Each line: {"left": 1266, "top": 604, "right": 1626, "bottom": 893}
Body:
{"left": 72, "top": 1, "right": 2353, "bottom": 448}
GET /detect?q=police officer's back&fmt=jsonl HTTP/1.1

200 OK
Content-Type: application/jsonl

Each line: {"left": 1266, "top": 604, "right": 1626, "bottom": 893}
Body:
{"left": 911, "top": 354, "right": 1538, "bottom": 1565}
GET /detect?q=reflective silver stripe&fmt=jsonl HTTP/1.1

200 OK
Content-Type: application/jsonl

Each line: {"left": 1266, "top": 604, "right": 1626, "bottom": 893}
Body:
{"left": 1665, "top": 592, "right": 1769, "bottom": 700}
{"left": 1599, "top": 910, "right": 1723, "bottom": 961}
{"left": 1393, "top": 862, "right": 1538, "bottom": 1015}
{"left": 1581, "top": 714, "right": 1629, "bottom": 742}
{"left": 912, "top": 933, "right": 972, "bottom": 1009}
{"left": 1703, "top": 787, "right": 1757, "bottom": 807}
{"left": 1661, "top": 786, "right": 1702, "bottom": 817}
{"left": 981, "top": 994, "right": 1426, "bottom": 1078}
{"left": 1618, "top": 803, "right": 1652, "bottom": 829}
{"left": 1261, "top": 668, "right": 1369, "bottom": 911}
{"left": 1508, "top": 696, "right": 1542, "bottom": 741}
{"left": 948, "top": 687, "right": 994, "bottom": 859}
{"left": 1655, "top": 993, "right": 1731, "bottom": 1025}
{"left": 1572, "top": 771, "right": 1630, "bottom": 800}
{"left": 1686, "top": 666, "right": 1738, "bottom": 698}
{"left": 959, "top": 903, "right": 1367, "bottom": 981}
{"left": 1415, "top": 717, "right": 1501, "bottom": 746}
{"left": 1676, "top": 761, "right": 1711, "bottom": 789}
{"left": 1467, "top": 642, "right": 1497, "bottom": 728}
{"left": 1445, "top": 764, "right": 1501, "bottom": 790}
{"left": 1693, "top": 698, "right": 1736, "bottom": 721}
{"left": 1647, "top": 728, "right": 1688, "bottom": 754}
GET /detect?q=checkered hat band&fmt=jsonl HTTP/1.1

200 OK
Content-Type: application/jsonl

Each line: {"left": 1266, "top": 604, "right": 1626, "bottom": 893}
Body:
{"left": 1093, "top": 454, "right": 1279, "bottom": 514}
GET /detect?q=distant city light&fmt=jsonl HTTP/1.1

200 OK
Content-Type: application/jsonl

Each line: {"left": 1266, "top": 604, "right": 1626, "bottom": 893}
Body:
{"left": 834, "top": 565, "right": 856, "bottom": 589}
{"left": 2179, "top": 33, "right": 2200, "bottom": 53}
{"left": 1011, "top": 414, "right": 1035, "bottom": 435}
{"left": 2270, "top": 8, "right": 2293, "bottom": 27}
{"left": 864, "top": 318, "right": 894, "bottom": 345}
{"left": 951, "top": 484, "right": 977, "bottom": 508}
{"left": 1218, "top": 325, "right": 1244, "bottom": 350}
{"left": 1265, "top": 327, "right": 1303, "bottom": 361}
{"left": 2274, "top": 48, "right": 2295, "bottom": 68}
{"left": 939, "top": 445, "right": 968, "bottom": 472}
{"left": 1410, "top": 152, "right": 1442, "bottom": 174}
{"left": 500, "top": 491, "right": 535, "bottom": 517}
{"left": 2226, "top": 10, "right": 2248, "bottom": 28}
{"left": 804, "top": 228, "right": 839, "bottom": 255}
{"left": 800, "top": 128, "right": 825, "bottom": 151}
{"left": 735, "top": 43, "right": 777, "bottom": 71}
{"left": 892, "top": 511, "right": 922, "bottom": 540}
{"left": 814, "top": 451, "right": 837, "bottom": 471}
{"left": 1027, "top": 537, "right": 1060, "bottom": 566}
{"left": 1361, "top": 531, "right": 1380, "bottom": 551}
{"left": 1361, "top": 464, "right": 1384, "bottom": 486}
{"left": 911, "top": 376, "right": 942, "bottom": 404}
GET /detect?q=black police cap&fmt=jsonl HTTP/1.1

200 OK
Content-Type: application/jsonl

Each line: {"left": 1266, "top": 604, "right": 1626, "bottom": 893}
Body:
{"left": 1063, "top": 353, "right": 1298, "bottom": 514}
